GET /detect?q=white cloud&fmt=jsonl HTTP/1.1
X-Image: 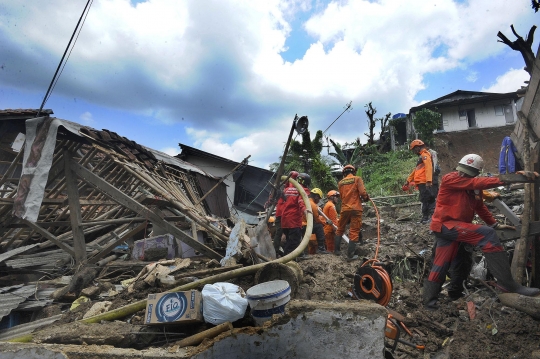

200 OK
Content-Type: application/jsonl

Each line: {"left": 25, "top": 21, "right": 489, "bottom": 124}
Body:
{"left": 159, "top": 146, "right": 180, "bottom": 156}
{"left": 0, "top": 0, "right": 536, "bottom": 168}
{"left": 467, "top": 71, "right": 478, "bottom": 83}
{"left": 482, "top": 68, "right": 530, "bottom": 93}
{"left": 79, "top": 111, "right": 94, "bottom": 124}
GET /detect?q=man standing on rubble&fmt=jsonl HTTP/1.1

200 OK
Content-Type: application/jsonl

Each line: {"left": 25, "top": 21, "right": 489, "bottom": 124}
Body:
{"left": 405, "top": 139, "right": 435, "bottom": 224}
{"left": 281, "top": 172, "right": 311, "bottom": 256}
{"left": 323, "top": 190, "right": 340, "bottom": 253}
{"left": 336, "top": 164, "right": 369, "bottom": 261}
{"left": 423, "top": 154, "right": 540, "bottom": 309}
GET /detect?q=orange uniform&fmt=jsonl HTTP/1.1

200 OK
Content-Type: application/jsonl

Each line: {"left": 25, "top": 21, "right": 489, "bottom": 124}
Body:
{"left": 323, "top": 200, "right": 338, "bottom": 252}
{"left": 407, "top": 148, "right": 433, "bottom": 185}
{"left": 336, "top": 173, "right": 368, "bottom": 242}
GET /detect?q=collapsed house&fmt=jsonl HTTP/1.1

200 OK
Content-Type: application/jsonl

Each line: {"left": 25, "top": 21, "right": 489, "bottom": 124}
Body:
{"left": 0, "top": 113, "right": 236, "bottom": 327}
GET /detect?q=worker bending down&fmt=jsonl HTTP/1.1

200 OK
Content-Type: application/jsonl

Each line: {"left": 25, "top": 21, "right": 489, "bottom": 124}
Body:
{"left": 424, "top": 154, "right": 540, "bottom": 309}
{"left": 336, "top": 164, "right": 369, "bottom": 261}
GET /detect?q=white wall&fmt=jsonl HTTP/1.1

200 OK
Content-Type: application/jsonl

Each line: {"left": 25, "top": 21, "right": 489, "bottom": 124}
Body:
{"left": 439, "top": 98, "right": 516, "bottom": 132}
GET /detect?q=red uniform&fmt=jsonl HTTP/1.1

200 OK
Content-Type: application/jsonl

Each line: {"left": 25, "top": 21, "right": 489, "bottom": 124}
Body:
{"left": 428, "top": 172, "right": 505, "bottom": 283}
{"left": 281, "top": 185, "right": 306, "bottom": 229}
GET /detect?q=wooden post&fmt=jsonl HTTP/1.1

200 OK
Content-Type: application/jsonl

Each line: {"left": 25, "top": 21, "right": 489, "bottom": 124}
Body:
{"left": 64, "top": 150, "right": 87, "bottom": 264}
{"left": 87, "top": 221, "right": 147, "bottom": 264}
{"left": 512, "top": 120, "right": 531, "bottom": 283}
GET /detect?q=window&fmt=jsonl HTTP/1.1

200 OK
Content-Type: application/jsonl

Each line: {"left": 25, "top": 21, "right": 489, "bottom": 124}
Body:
{"left": 459, "top": 110, "right": 467, "bottom": 118}
{"left": 494, "top": 105, "right": 504, "bottom": 116}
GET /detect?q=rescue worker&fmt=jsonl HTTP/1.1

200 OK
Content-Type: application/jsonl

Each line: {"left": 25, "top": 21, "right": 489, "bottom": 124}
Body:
{"left": 281, "top": 172, "right": 311, "bottom": 256}
{"left": 267, "top": 216, "right": 277, "bottom": 239}
{"left": 424, "top": 154, "right": 540, "bottom": 309}
{"left": 309, "top": 188, "right": 329, "bottom": 254}
{"left": 336, "top": 164, "right": 369, "bottom": 260}
{"left": 298, "top": 173, "right": 312, "bottom": 258}
{"left": 405, "top": 139, "right": 435, "bottom": 224}
{"left": 273, "top": 171, "right": 298, "bottom": 258}
{"left": 323, "top": 190, "right": 340, "bottom": 253}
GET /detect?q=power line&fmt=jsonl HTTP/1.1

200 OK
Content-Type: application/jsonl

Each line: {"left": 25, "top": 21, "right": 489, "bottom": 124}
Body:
{"left": 322, "top": 101, "right": 353, "bottom": 135}
{"left": 37, "top": 0, "right": 94, "bottom": 116}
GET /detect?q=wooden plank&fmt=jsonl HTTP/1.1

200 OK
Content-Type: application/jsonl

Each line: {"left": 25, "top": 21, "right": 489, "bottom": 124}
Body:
{"left": 497, "top": 221, "right": 540, "bottom": 241}
{"left": 21, "top": 219, "right": 75, "bottom": 256}
{"left": 498, "top": 174, "right": 540, "bottom": 183}
{"left": 64, "top": 151, "right": 87, "bottom": 263}
{"left": 87, "top": 222, "right": 147, "bottom": 264}
{"left": 69, "top": 160, "right": 223, "bottom": 261}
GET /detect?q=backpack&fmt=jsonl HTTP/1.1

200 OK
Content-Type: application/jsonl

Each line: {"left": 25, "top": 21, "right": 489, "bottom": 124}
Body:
{"left": 429, "top": 149, "right": 441, "bottom": 176}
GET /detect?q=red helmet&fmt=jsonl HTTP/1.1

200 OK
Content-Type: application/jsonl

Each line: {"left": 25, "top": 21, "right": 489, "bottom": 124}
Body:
{"left": 342, "top": 164, "right": 355, "bottom": 173}
{"left": 409, "top": 139, "right": 424, "bottom": 150}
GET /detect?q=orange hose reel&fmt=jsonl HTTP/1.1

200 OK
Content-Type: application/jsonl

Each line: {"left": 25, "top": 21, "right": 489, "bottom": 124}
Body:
{"left": 352, "top": 198, "right": 393, "bottom": 306}
{"left": 353, "top": 259, "right": 393, "bottom": 306}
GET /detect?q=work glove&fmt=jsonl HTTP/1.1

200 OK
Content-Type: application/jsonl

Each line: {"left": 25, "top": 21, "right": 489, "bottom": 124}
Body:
{"left": 493, "top": 223, "right": 515, "bottom": 230}
{"left": 326, "top": 219, "right": 333, "bottom": 225}
{"left": 515, "top": 170, "right": 540, "bottom": 180}
{"left": 426, "top": 181, "right": 432, "bottom": 187}
{"left": 401, "top": 183, "right": 410, "bottom": 192}
{"left": 289, "top": 171, "right": 299, "bottom": 179}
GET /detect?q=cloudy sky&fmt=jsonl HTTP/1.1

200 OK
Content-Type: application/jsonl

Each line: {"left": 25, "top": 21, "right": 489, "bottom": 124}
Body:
{"left": 0, "top": 0, "right": 536, "bottom": 168}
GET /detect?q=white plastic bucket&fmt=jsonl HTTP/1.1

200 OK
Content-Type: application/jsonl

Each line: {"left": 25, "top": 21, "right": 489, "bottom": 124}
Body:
{"left": 246, "top": 280, "right": 291, "bottom": 326}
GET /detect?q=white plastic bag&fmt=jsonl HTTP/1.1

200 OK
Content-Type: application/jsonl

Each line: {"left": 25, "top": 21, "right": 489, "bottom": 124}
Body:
{"left": 202, "top": 282, "right": 248, "bottom": 325}
{"left": 471, "top": 256, "right": 487, "bottom": 280}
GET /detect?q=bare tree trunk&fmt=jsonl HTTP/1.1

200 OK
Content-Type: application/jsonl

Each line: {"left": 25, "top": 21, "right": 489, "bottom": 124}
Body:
{"left": 364, "top": 102, "right": 377, "bottom": 145}
{"left": 497, "top": 25, "right": 537, "bottom": 75}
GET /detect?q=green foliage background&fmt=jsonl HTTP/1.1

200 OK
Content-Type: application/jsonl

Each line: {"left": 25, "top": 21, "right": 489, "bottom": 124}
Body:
{"left": 359, "top": 149, "right": 417, "bottom": 197}
{"left": 412, "top": 108, "right": 441, "bottom": 146}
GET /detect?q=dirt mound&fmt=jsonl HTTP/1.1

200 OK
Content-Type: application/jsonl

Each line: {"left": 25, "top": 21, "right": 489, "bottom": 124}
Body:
{"left": 433, "top": 125, "right": 515, "bottom": 175}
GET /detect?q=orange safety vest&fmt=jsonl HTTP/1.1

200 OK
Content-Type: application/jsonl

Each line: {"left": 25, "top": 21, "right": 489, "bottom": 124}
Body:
{"left": 407, "top": 148, "right": 433, "bottom": 185}
{"left": 338, "top": 174, "right": 368, "bottom": 212}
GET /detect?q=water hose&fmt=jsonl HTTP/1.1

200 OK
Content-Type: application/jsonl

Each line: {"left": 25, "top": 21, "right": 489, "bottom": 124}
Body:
{"left": 7, "top": 178, "right": 313, "bottom": 343}
{"left": 352, "top": 198, "right": 393, "bottom": 306}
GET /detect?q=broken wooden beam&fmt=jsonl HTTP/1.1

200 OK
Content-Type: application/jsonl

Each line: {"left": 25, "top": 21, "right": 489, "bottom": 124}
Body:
{"left": 175, "top": 321, "right": 233, "bottom": 348}
{"left": 64, "top": 150, "right": 87, "bottom": 264}
{"left": 499, "top": 292, "right": 540, "bottom": 320}
{"left": 21, "top": 219, "right": 75, "bottom": 257}
{"left": 498, "top": 173, "right": 540, "bottom": 183}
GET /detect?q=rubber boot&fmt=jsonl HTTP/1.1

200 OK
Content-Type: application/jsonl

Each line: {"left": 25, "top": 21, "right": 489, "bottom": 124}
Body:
{"left": 346, "top": 241, "right": 359, "bottom": 261}
{"left": 423, "top": 279, "right": 442, "bottom": 310}
{"left": 316, "top": 232, "right": 330, "bottom": 254}
{"left": 334, "top": 235, "right": 342, "bottom": 256}
{"left": 484, "top": 251, "right": 540, "bottom": 296}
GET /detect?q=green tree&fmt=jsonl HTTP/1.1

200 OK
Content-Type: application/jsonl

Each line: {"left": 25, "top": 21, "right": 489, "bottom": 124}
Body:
{"left": 327, "top": 138, "right": 363, "bottom": 168}
{"left": 412, "top": 109, "right": 441, "bottom": 146}
{"left": 269, "top": 130, "right": 336, "bottom": 194}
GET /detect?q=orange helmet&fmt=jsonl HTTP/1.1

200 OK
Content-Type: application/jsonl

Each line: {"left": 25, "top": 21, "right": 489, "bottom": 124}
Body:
{"left": 409, "top": 139, "right": 424, "bottom": 150}
{"left": 342, "top": 164, "right": 356, "bottom": 173}
{"left": 327, "top": 190, "right": 340, "bottom": 198}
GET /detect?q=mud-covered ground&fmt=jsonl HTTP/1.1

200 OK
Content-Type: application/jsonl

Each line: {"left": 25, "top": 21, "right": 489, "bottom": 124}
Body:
{"left": 32, "top": 191, "right": 540, "bottom": 358}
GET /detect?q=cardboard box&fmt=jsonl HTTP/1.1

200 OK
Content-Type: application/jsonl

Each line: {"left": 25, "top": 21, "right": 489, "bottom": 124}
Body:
{"left": 145, "top": 290, "right": 203, "bottom": 325}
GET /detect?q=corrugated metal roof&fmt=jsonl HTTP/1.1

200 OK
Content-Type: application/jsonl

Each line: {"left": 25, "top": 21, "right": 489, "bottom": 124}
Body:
{"left": 0, "top": 109, "right": 53, "bottom": 117}
{"left": 0, "top": 244, "right": 40, "bottom": 265}
{"left": 0, "top": 285, "right": 36, "bottom": 321}
{"left": 17, "top": 299, "right": 53, "bottom": 310}
{"left": 5, "top": 252, "right": 71, "bottom": 269}
{"left": 0, "top": 314, "right": 62, "bottom": 341}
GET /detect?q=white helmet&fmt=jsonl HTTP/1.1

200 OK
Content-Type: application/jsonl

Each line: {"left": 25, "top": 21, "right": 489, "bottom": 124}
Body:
{"left": 456, "top": 154, "right": 484, "bottom": 177}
